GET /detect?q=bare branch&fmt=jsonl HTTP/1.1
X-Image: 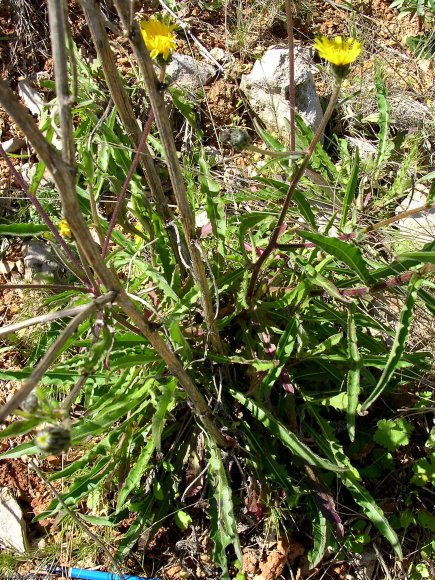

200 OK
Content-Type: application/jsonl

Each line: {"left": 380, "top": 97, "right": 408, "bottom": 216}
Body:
{"left": 0, "top": 292, "right": 117, "bottom": 422}
{"left": 0, "top": 304, "right": 92, "bottom": 338}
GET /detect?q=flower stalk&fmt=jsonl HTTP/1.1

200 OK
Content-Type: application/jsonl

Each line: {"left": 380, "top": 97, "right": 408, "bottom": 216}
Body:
{"left": 247, "top": 82, "right": 342, "bottom": 300}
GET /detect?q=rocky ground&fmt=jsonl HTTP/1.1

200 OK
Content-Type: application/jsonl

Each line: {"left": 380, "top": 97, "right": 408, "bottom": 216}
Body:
{"left": 0, "top": 1, "right": 434, "bottom": 579}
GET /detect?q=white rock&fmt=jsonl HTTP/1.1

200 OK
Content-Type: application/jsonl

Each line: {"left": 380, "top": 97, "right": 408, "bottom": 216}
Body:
{"left": 240, "top": 47, "right": 323, "bottom": 138}
{"left": 17, "top": 80, "right": 44, "bottom": 117}
{"left": 0, "top": 487, "right": 29, "bottom": 553}
{"left": 1, "top": 137, "right": 26, "bottom": 154}
{"left": 346, "top": 136, "right": 377, "bottom": 161}
{"left": 395, "top": 187, "right": 435, "bottom": 252}
{"left": 166, "top": 54, "right": 217, "bottom": 90}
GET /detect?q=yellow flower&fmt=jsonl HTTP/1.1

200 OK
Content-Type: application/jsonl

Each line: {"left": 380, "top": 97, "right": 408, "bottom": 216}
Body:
{"left": 140, "top": 18, "right": 177, "bottom": 61}
{"left": 315, "top": 36, "right": 362, "bottom": 66}
{"left": 58, "top": 219, "right": 71, "bottom": 238}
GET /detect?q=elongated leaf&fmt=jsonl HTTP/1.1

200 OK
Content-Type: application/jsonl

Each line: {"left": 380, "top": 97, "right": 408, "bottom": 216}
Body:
{"left": 340, "top": 147, "right": 359, "bottom": 228}
{"left": 300, "top": 333, "right": 343, "bottom": 359}
{"left": 259, "top": 319, "right": 298, "bottom": 397}
{"left": 116, "top": 503, "right": 152, "bottom": 558}
{"left": 34, "top": 456, "right": 112, "bottom": 521}
{"left": 231, "top": 390, "right": 346, "bottom": 472}
{"left": 238, "top": 212, "right": 276, "bottom": 256}
{"left": 418, "top": 287, "right": 435, "bottom": 315}
{"left": 375, "top": 63, "right": 393, "bottom": 175}
{"left": 0, "top": 441, "right": 37, "bottom": 459}
{"left": 49, "top": 439, "right": 112, "bottom": 481}
{"left": 305, "top": 406, "right": 402, "bottom": 558}
{"left": 304, "top": 264, "right": 351, "bottom": 303}
{"left": 200, "top": 153, "right": 226, "bottom": 254}
{"left": 361, "top": 275, "right": 422, "bottom": 411}
{"left": 299, "top": 231, "right": 373, "bottom": 284}
{"left": 346, "top": 302, "right": 361, "bottom": 441}
{"left": 117, "top": 440, "right": 155, "bottom": 508}
{"left": 0, "top": 224, "right": 49, "bottom": 236}
{"left": 343, "top": 475, "right": 402, "bottom": 559}
{"left": 310, "top": 512, "right": 328, "bottom": 569}
{"left": 0, "top": 417, "right": 41, "bottom": 439}
{"left": 207, "top": 438, "right": 242, "bottom": 580}
{"left": 171, "top": 87, "right": 199, "bottom": 132}
{"left": 152, "top": 379, "right": 177, "bottom": 451}
{"left": 398, "top": 252, "right": 435, "bottom": 265}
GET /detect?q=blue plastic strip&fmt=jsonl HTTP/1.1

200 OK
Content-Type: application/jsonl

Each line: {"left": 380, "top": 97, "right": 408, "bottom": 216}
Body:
{"left": 49, "top": 567, "right": 159, "bottom": 580}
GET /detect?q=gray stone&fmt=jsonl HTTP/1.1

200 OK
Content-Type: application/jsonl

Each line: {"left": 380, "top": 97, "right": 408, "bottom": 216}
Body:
{"left": 1, "top": 137, "right": 26, "bottom": 154}
{"left": 0, "top": 487, "right": 29, "bottom": 553}
{"left": 166, "top": 54, "right": 217, "bottom": 90}
{"left": 20, "top": 162, "right": 54, "bottom": 187}
{"left": 394, "top": 187, "right": 435, "bottom": 253}
{"left": 389, "top": 94, "right": 434, "bottom": 132}
{"left": 240, "top": 47, "right": 323, "bottom": 138}
{"left": 346, "top": 136, "right": 377, "bottom": 161}
{"left": 23, "top": 239, "right": 60, "bottom": 279}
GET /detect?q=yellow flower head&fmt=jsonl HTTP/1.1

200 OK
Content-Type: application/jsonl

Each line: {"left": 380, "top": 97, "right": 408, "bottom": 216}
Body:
{"left": 58, "top": 219, "right": 71, "bottom": 238}
{"left": 315, "top": 35, "right": 361, "bottom": 70}
{"left": 140, "top": 18, "right": 177, "bottom": 61}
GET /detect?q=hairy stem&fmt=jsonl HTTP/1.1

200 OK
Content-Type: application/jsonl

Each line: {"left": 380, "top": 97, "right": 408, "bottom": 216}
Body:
{"left": 79, "top": 0, "right": 188, "bottom": 275}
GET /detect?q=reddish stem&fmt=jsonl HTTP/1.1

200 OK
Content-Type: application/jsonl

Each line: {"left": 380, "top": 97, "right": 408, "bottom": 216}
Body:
{"left": 247, "top": 83, "right": 342, "bottom": 299}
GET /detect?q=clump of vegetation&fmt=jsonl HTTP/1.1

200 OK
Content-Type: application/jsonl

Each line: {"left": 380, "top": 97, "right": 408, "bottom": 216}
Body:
{"left": 0, "top": 1, "right": 433, "bottom": 579}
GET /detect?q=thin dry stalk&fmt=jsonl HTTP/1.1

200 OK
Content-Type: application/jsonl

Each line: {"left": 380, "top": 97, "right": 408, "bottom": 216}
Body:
{"left": 79, "top": 0, "right": 188, "bottom": 274}
{"left": 0, "top": 292, "right": 117, "bottom": 421}
{"left": 112, "top": 0, "right": 225, "bottom": 356}
{"left": 247, "top": 83, "right": 342, "bottom": 299}
{"left": 0, "top": 303, "right": 92, "bottom": 337}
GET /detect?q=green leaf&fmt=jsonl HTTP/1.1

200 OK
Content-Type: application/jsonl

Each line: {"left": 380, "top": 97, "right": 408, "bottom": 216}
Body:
{"left": 207, "top": 438, "right": 242, "bottom": 580}
{"left": 0, "top": 417, "right": 41, "bottom": 439}
{"left": 299, "top": 231, "right": 374, "bottom": 284}
{"left": 152, "top": 379, "right": 177, "bottom": 451}
{"left": 231, "top": 390, "right": 347, "bottom": 472}
{"left": 259, "top": 319, "right": 298, "bottom": 397}
{"left": 79, "top": 514, "right": 115, "bottom": 527}
{"left": 411, "top": 454, "right": 435, "bottom": 487}
{"left": 117, "top": 440, "right": 155, "bottom": 508}
{"left": 174, "top": 510, "right": 192, "bottom": 531}
{"left": 199, "top": 153, "right": 226, "bottom": 254}
{"left": 340, "top": 147, "right": 359, "bottom": 228}
{"left": 373, "top": 418, "right": 414, "bottom": 452}
{"left": 346, "top": 302, "right": 361, "bottom": 442}
{"left": 361, "top": 274, "right": 421, "bottom": 411}
{"left": 304, "top": 263, "right": 351, "bottom": 303}
{"left": 343, "top": 475, "right": 402, "bottom": 559}
{"left": 0, "top": 441, "right": 38, "bottom": 459}
{"left": 0, "top": 224, "right": 49, "bottom": 236}
{"left": 398, "top": 252, "right": 435, "bottom": 265}
{"left": 170, "top": 87, "right": 200, "bottom": 133}
{"left": 310, "top": 512, "right": 328, "bottom": 569}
